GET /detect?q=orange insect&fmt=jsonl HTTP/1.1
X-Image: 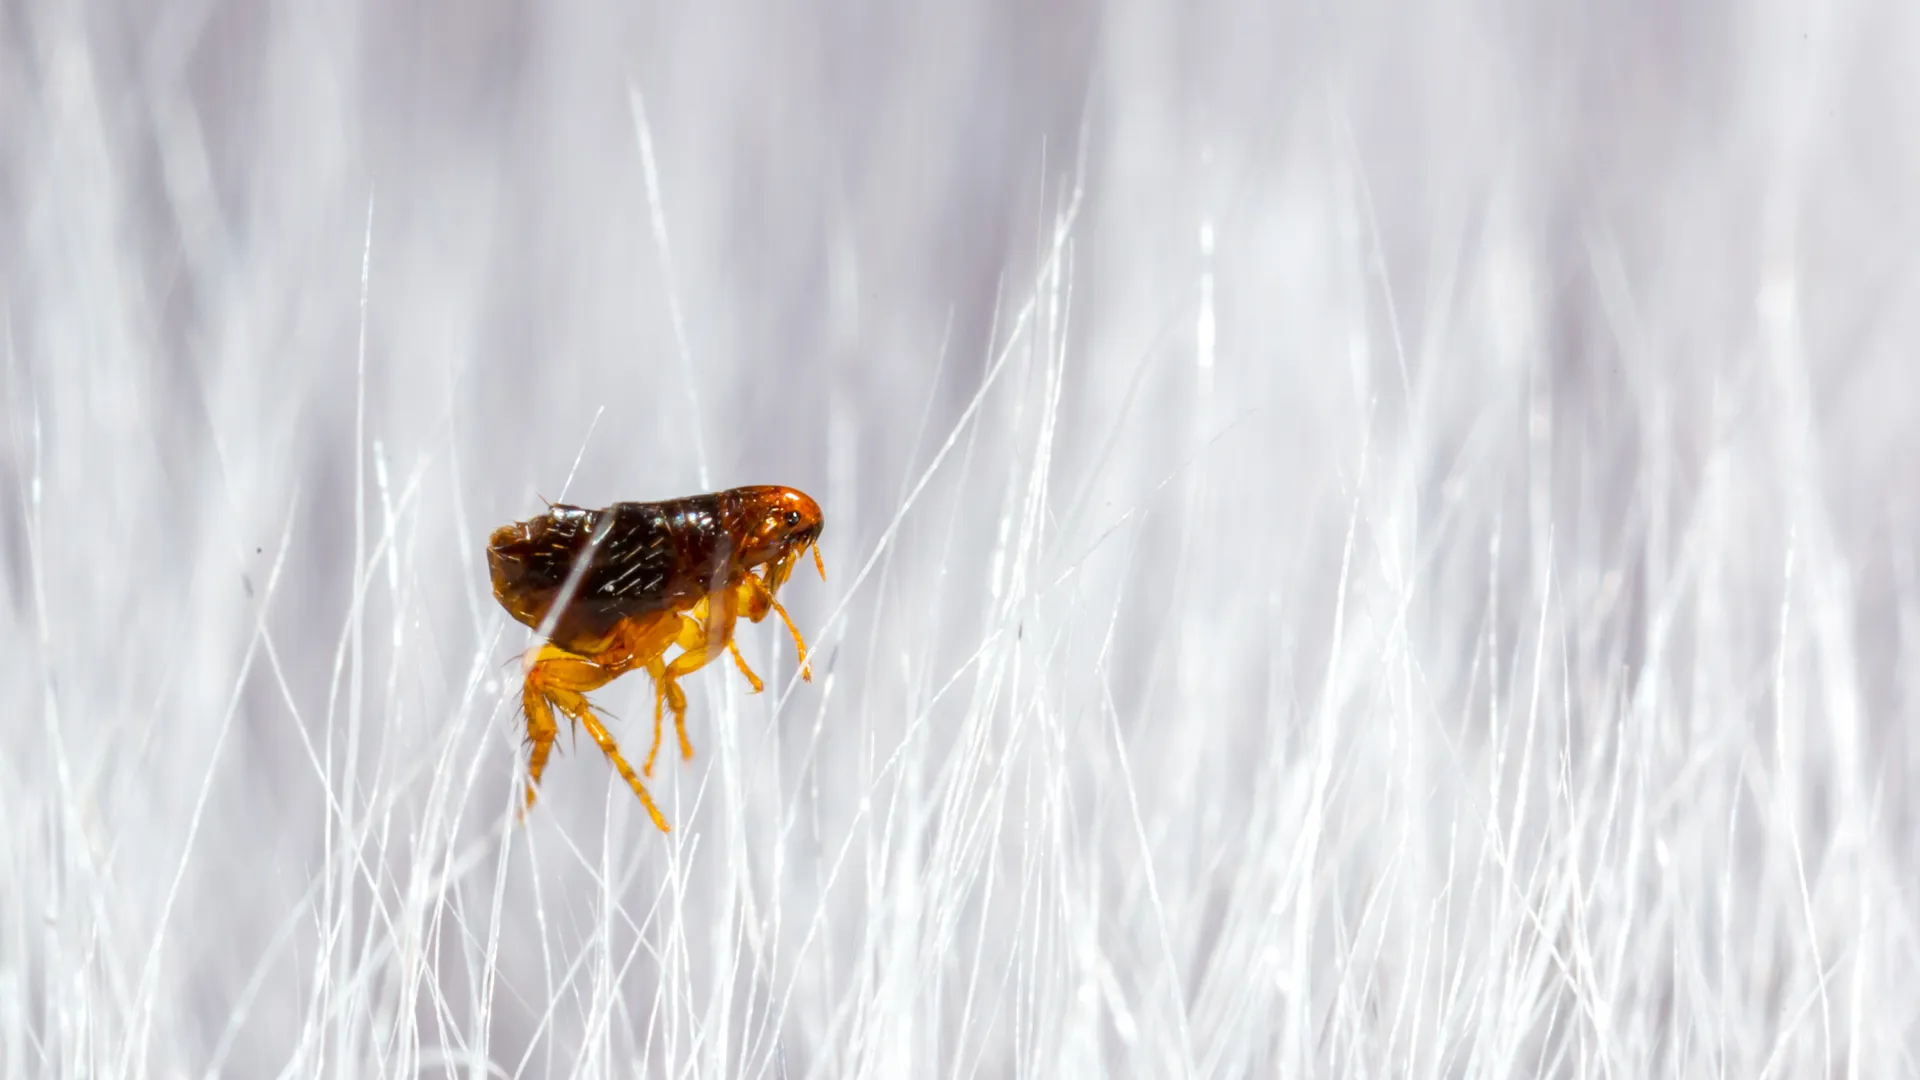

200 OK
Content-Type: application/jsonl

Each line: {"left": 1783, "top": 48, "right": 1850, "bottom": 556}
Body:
{"left": 486, "top": 485, "right": 826, "bottom": 831}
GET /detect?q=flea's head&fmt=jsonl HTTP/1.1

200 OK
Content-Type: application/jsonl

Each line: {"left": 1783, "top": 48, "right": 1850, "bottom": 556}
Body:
{"left": 736, "top": 486, "right": 826, "bottom": 588}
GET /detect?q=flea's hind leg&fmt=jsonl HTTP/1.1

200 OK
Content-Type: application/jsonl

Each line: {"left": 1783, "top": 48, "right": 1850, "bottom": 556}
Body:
{"left": 726, "top": 638, "right": 764, "bottom": 693}
{"left": 521, "top": 643, "right": 671, "bottom": 832}
{"left": 519, "top": 676, "right": 560, "bottom": 817}
{"left": 574, "top": 708, "right": 670, "bottom": 833}
{"left": 519, "top": 644, "right": 614, "bottom": 813}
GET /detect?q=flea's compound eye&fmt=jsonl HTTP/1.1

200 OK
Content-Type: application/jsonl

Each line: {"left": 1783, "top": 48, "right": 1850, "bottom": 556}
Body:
{"left": 784, "top": 510, "right": 802, "bottom": 527}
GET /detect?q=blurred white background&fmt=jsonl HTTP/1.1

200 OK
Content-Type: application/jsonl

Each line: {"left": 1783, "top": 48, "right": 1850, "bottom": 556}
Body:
{"left": 5, "top": 0, "right": 1920, "bottom": 1076}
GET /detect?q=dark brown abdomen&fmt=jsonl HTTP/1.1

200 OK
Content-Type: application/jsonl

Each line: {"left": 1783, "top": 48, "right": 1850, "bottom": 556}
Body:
{"left": 487, "top": 497, "right": 738, "bottom": 653}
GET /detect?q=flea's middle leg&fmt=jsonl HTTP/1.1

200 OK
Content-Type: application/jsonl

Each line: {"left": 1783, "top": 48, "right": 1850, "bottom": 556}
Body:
{"left": 643, "top": 592, "right": 741, "bottom": 776}
{"left": 642, "top": 611, "right": 711, "bottom": 777}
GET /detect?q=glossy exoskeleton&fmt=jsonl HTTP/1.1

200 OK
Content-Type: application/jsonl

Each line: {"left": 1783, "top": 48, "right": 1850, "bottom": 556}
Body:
{"left": 487, "top": 485, "right": 825, "bottom": 831}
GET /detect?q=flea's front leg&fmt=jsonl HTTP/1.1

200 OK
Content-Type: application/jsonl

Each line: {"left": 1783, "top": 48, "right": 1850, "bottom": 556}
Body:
{"left": 736, "top": 572, "right": 812, "bottom": 681}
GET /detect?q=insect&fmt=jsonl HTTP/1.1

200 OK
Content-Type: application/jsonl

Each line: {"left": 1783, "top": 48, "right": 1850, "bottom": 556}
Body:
{"left": 486, "top": 485, "right": 825, "bottom": 832}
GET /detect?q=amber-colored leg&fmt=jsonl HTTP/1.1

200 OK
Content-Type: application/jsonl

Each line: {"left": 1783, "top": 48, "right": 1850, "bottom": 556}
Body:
{"left": 643, "top": 613, "right": 707, "bottom": 777}
{"left": 518, "top": 627, "right": 676, "bottom": 832}
{"left": 707, "top": 581, "right": 767, "bottom": 691}
{"left": 736, "top": 573, "right": 813, "bottom": 681}
{"left": 573, "top": 707, "right": 669, "bottom": 833}
{"left": 727, "top": 638, "right": 764, "bottom": 692}
{"left": 645, "top": 655, "right": 668, "bottom": 779}
{"left": 644, "top": 591, "right": 741, "bottom": 774}
{"left": 518, "top": 645, "right": 615, "bottom": 807}
{"left": 520, "top": 678, "right": 560, "bottom": 816}
{"left": 642, "top": 654, "right": 685, "bottom": 778}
